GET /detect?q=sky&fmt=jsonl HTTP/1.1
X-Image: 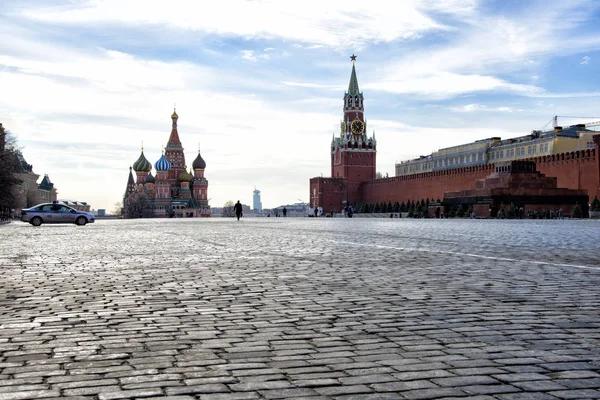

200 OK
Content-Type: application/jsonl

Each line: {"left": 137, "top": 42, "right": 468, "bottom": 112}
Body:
{"left": 1, "top": 0, "right": 600, "bottom": 211}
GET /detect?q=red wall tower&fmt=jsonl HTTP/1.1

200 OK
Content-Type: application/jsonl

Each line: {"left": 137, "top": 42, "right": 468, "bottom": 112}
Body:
{"left": 311, "top": 55, "right": 376, "bottom": 210}
{"left": 165, "top": 109, "right": 186, "bottom": 197}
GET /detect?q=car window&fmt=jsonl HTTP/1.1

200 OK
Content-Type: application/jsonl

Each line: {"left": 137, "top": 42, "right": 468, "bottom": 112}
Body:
{"left": 41, "top": 205, "right": 55, "bottom": 211}
{"left": 59, "top": 205, "right": 72, "bottom": 212}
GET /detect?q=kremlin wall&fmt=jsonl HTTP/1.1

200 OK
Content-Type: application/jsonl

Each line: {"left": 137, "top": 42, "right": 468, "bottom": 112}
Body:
{"left": 310, "top": 58, "right": 600, "bottom": 215}
{"left": 359, "top": 139, "right": 599, "bottom": 207}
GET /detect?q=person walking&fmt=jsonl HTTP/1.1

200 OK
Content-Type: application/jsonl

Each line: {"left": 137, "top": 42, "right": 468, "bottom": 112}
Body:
{"left": 283, "top": 207, "right": 287, "bottom": 217}
{"left": 234, "top": 200, "right": 243, "bottom": 221}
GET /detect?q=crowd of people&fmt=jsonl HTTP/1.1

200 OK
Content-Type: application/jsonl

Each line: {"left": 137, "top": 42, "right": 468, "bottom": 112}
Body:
{"left": 0, "top": 208, "right": 16, "bottom": 223}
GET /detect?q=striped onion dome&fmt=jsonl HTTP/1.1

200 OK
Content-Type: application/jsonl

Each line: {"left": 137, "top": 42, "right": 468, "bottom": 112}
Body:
{"left": 154, "top": 154, "right": 171, "bottom": 171}
{"left": 145, "top": 172, "right": 155, "bottom": 183}
{"left": 132, "top": 150, "right": 152, "bottom": 172}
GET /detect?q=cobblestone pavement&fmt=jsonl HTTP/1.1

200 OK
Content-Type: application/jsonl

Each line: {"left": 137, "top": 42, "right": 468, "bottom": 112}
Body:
{"left": 1, "top": 218, "right": 600, "bottom": 399}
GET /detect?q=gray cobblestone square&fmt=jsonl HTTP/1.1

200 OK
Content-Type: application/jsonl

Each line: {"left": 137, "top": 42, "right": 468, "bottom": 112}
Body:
{"left": 1, "top": 219, "right": 600, "bottom": 398}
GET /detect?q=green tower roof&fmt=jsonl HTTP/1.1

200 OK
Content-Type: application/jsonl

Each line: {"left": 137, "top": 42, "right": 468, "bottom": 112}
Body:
{"left": 348, "top": 62, "right": 360, "bottom": 96}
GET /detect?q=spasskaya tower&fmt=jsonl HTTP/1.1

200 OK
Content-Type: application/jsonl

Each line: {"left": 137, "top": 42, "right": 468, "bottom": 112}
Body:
{"left": 310, "top": 55, "right": 377, "bottom": 212}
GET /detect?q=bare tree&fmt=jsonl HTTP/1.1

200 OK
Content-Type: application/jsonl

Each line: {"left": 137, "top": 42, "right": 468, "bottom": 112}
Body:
{"left": 222, "top": 200, "right": 235, "bottom": 217}
{"left": 112, "top": 200, "right": 123, "bottom": 216}
{"left": 0, "top": 128, "right": 23, "bottom": 210}
{"left": 123, "top": 192, "right": 153, "bottom": 218}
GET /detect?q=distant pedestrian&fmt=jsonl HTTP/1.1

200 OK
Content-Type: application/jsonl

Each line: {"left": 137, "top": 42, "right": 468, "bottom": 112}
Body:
{"left": 234, "top": 200, "right": 243, "bottom": 221}
{"left": 283, "top": 207, "right": 287, "bottom": 217}
{"left": 314, "top": 207, "right": 318, "bottom": 217}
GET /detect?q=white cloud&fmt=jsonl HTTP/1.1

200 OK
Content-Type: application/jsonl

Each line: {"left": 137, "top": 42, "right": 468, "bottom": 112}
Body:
{"left": 450, "top": 104, "right": 523, "bottom": 113}
{"left": 240, "top": 50, "right": 257, "bottom": 62}
{"left": 365, "top": 73, "right": 542, "bottom": 98}
{"left": 363, "top": 2, "right": 600, "bottom": 98}
{"left": 282, "top": 81, "right": 342, "bottom": 90}
{"left": 581, "top": 55, "right": 590, "bottom": 64}
{"left": 15, "top": 0, "right": 455, "bottom": 49}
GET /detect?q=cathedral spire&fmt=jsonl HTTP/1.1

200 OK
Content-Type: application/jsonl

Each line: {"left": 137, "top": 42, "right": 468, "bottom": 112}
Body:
{"left": 348, "top": 54, "right": 360, "bottom": 96}
{"left": 168, "top": 108, "right": 181, "bottom": 148}
{"left": 124, "top": 166, "right": 136, "bottom": 202}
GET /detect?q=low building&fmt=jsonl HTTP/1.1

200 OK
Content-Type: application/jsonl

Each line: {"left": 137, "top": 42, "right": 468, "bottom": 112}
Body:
{"left": 272, "top": 202, "right": 311, "bottom": 217}
{"left": 396, "top": 125, "right": 599, "bottom": 177}
{"left": 13, "top": 151, "right": 57, "bottom": 211}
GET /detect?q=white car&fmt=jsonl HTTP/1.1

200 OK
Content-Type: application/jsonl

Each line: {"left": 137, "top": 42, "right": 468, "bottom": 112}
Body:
{"left": 20, "top": 202, "right": 95, "bottom": 226}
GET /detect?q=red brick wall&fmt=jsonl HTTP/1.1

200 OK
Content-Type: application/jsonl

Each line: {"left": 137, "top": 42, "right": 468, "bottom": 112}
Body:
{"left": 360, "top": 145, "right": 598, "bottom": 205}
{"left": 360, "top": 164, "right": 494, "bottom": 205}
{"left": 309, "top": 177, "right": 346, "bottom": 212}
{"left": 534, "top": 149, "right": 599, "bottom": 200}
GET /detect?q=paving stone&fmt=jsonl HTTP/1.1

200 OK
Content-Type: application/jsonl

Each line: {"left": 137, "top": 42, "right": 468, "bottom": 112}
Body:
{"left": 371, "top": 379, "right": 439, "bottom": 392}
{"left": 314, "top": 384, "right": 373, "bottom": 396}
{"left": 200, "top": 394, "right": 260, "bottom": 400}
{"left": 554, "top": 378, "right": 600, "bottom": 389}
{"left": 461, "top": 384, "right": 521, "bottom": 395}
{"left": 496, "top": 393, "right": 559, "bottom": 400}
{"left": 259, "top": 387, "right": 320, "bottom": 398}
{"left": 546, "top": 389, "right": 600, "bottom": 399}
{"left": 333, "top": 394, "right": 403, "bottom": 400}
{"left": 229, "top": 380, "right": 293, "bottom": 391}
{"left": 0, "top": 385, "right": 49, "bottom": 393}
{"left": 0, "top": 390, "right": 61, "bottom": 400}
{"left": 400, "top": 387, "right": 467, "bottom": 399}
{"left": 62, "top": 385, "right": 123, "bottom": 396}
{"left": 98, "top": 388, "right": 166, "bottom": 399}
{"left": 432, "top": 375, "right": 500, "bottom": 387}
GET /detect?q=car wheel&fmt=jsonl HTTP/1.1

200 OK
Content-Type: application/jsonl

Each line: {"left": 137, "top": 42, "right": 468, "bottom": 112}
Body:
{"left": 75, "top": 216, "right": 87, "bottom": 226}
{"left": 30, "top": 217, "right": 43, "bottom": 227}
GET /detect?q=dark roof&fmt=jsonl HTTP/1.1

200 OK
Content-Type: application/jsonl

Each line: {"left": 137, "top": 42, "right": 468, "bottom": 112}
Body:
{"left": 39, "top": 175, "right": 54, "bottom": 190}
{"left": 14, "top": 152, "right": 33, "bottom": 173}
{"left": 192, "top": 152, "right": 206, "bottom": 169}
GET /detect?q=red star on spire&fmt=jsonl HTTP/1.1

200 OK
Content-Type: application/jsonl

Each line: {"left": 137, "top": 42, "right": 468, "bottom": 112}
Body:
{"left": 350, "top": 54, "right": 357, "bottom": 62}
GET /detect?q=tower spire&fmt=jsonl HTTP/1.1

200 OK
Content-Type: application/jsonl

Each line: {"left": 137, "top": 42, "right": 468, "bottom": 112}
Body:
{"left": 348, "top": 54, "right": 360, "bottom": 95}
{"left": 168, "top": 110, "right": 181, "bottom": 147}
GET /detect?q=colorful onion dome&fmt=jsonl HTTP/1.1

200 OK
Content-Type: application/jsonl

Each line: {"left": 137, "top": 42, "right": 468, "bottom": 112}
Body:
{"left": 132, "top": 150, "right": 152, "bottom": 172}
{"left": 145, "top": 172, "right": 155, "bottom": 183}
{"left": 171, "top": 109, "right": 178, "bottom": 120}
{"left": 178, "top": 169, "right": 193, "bottom": 182}
{"left": 193, "top": 151, "right": 206, "bottom": 170}
{"left": 154, "top": 154, "right": 171, "bottom": 171}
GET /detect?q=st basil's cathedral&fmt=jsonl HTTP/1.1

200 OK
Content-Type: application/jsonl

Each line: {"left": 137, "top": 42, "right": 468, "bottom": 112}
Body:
{"left": 124, "top": 110, "right": 210, "bottom": 217}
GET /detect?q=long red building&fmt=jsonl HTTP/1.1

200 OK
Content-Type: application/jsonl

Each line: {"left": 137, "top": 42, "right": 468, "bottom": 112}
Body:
{"left": 309, "top": 60, "right": 600, "bottom": 213}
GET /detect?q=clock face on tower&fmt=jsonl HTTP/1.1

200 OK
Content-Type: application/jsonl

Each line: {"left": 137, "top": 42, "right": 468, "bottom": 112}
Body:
{"left": 341, "top": 120, "right": 346, "bottom": 134}
{"left": 350, "top": 119, "right": 364, "bottom": 135}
